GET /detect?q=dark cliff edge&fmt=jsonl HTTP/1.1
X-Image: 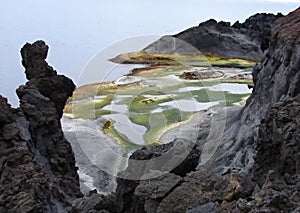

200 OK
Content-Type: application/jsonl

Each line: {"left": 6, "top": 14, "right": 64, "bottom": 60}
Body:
{"left": 0, "top": 41, "right": 82, "bottom": 212}
{"left": 144, "top": 13, "right": 283, "bottom": 61}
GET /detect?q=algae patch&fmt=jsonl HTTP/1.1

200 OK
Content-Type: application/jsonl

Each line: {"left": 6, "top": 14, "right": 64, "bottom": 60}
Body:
{"left": 110, "top": 52, "right": 257, "bottom": 68}
{"left": 64, "top": 96, "right": 113, "bottom": 119}
{"left": 64, "top": 50, "right": 253, "bottom": 148}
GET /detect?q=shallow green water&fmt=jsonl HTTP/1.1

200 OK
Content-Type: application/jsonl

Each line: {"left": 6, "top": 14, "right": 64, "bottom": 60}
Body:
{"left": 66, "top": 69, "right": 251, "bottom": 148}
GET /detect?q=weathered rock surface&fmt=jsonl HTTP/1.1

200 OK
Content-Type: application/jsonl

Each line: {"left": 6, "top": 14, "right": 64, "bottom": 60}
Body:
{"left": 0, "top": 41, "right": 81, "bottom": 212}
{"left": 156, "top": 171, "right": 253, "bottom": 213}
{"left": 144, "top": 13, "right": 282, "bottom": 61}
{"left": 74, "top": 190, "right": 117, "bottom": 213}
{"left": 232, "top": 12, "right": 283, "bottom": 51}
{"left": 211, "top": 7, "right": 300, "bottom": 174}
{"left": 174, "top": 19, "right": 263, "bottom": 61}
{"left": 114, "top": 138, "right": 200, "bottom": 213}
{"left": 253, "top": 95, "right": 300, "bottom": 185}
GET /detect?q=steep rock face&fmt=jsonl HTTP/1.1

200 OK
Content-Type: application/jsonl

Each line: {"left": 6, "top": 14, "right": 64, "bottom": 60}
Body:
{"left": 191, "top": 8, "right": 300, "bottom": 212}
{"left": 0, "top": 97, "right": 56, "bottom": 212}
{"left": 232, "top": 13, "right": 283, "bottom": 51}
{"left": 0, "top": 41, "right": 81, "bottom": 212}
{"left": 250, "top": 8, "right": 300, "bottom": 107}
{"left": 174, "top": 19, "right": 263, "bottom": 61}
{"left": 0, "top": 95, "right": 69, "bottom": 212}
{"left": 206, "top": 7, "right": 300, "bottom": 174}
{"left": 253, "top": 95, "right": 300, "bottom": 185}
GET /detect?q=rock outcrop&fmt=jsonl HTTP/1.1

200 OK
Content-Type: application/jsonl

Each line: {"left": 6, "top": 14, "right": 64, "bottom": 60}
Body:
{"left": 144, "top": 13, "right": 283, "bottom": 61}
{"left": 216, "top": 7, "right": 300, "bottom": 173}
{"left": 253, "top": 96, "right": 300, "bottom": 186}
{"left": 232, "top": 12, "right": 283, "bottom": 51}
{"left": 0, "top": 41, "right": 81, "bottom": 212}
{"left": 174, "top": 19, "right": 263, "bottom": 61}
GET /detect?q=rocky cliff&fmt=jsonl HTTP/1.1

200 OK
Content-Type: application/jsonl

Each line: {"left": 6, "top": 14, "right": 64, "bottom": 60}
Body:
{"left": 111, "top": 8, "right": 300, "bottom": 213}
{"left": 144, "top": 13, "right": 283, "bottom": 61}
{"left": 213, "top": 7, "right": 300, "bottom": 174}
{"left": 0, "top": 41, "right": 82, "bottom": 212}
{"left": 232, "top": 12, "right": 283, "bottom": 51}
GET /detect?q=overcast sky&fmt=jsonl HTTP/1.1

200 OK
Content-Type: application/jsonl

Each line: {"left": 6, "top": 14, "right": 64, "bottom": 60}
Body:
{"left": 0, "top": 0, "right": 299, "bottom": 106}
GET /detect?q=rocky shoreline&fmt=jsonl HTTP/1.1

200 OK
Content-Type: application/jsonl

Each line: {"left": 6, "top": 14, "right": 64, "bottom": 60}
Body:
{"left": 0, "top": 8, "right": 300, "bottom": 213}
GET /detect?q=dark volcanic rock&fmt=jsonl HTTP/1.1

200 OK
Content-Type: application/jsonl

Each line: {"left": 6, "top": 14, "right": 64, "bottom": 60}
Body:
{"left": 135, "top": 172, "right": 182, "bottom": 200}
{"left": 144, "top": 13, "right": 283, "bottom": 61}
{"left": 0, "top": 96, "right": 15, "bottom": 125}
{"left": 0, "top": 41, "right": 81, "bottom": 212}
{"left": 232, "top": 13, "right": 283, "bottom": 51}
{"left": 197, "top": 8, "right": 300, "bottom": 212}
{"left": 156, "top": 171, "right": 253, "bottom": 213}
{"left": 204, "top": 7, "right": 300, "bottom": 175}
{"left": 21, "top": 40, "right": 57, "bottom": 80}
{"left": 250, "top": 9, "right": 300, "bottom": 106}
{"left": 114, "top": 139, "right": 200, "bottom": 213}
{"left": 187, "top": 203, "right": 218, "bottom": 213}
{"left": 134, "top": 172, "right": 182, "bottom": 213}
{"left": 121, "top": 138, "right": 199, "bottom": 179}
{"left": 0, "top": 97, "right": 72, "bottom": 212}
{"left": 74, "top": 191, "right": 117, "bottom": 213}
{"left": 253, "top": 95, "right": 300, "bottom": 185}
{"left": 17, "top": 41, "right": 80, "bottom": 199}
{"left": 174, "top": 19, "right": 263, "bottom": 61}
{"left": 19, "top": 41, "right": 75, "bottom": 117}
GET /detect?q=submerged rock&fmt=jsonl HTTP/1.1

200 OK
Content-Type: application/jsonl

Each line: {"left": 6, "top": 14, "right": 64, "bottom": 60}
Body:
{"left": 179, "top": 70, "right": 224, "bottom": 80}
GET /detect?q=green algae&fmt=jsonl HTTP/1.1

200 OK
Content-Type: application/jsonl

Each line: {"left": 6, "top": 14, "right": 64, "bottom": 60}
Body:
{"left": 64, "top": 50, "right": 254, "bottom": 148}
{"left": 129, "top": 108, "right": 193, "bottom": 144}
{"left": 64, "top": 96, "right": 113, "bottom": 119}
{"left": 128, "top": 96, "right": 175, "bottom": 113}
{"left": 110, "top": 52, "right": 257, "bottom": 69}
{"left": 102, "top": 119, "right": 139, "bottom": 149}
